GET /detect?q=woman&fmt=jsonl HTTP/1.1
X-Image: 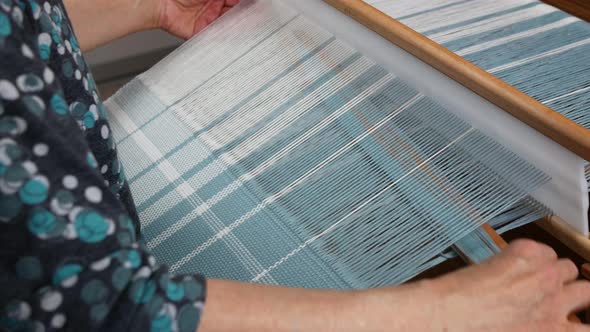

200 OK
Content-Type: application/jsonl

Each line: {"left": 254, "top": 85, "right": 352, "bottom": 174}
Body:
{"left": 1, "top": 0, "right": 589, "bottom": 331}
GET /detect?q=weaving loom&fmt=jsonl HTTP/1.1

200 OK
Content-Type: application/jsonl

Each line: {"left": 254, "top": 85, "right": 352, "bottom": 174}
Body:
{"left": 104, "top": 0, "right": 590, "bottom": 288}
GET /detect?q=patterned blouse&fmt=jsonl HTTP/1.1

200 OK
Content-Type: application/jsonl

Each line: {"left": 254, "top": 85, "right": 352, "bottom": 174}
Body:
{"left": 0, "top": 1, "right": 207, "bottom": 331}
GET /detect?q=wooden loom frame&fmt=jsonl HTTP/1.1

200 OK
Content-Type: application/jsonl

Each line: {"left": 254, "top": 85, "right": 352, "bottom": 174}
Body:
{"left": 542, "top": 0, "right": 590, "bottom": 22}
{"left": 323, "top": 0, "right": 590, "bottom": 268}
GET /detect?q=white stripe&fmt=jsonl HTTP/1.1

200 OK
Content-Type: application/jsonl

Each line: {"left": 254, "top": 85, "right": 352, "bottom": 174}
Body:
{"left": 181, "top": 192, "right": 277, "bottom": 281}
{"left": 130, "top": 40, "right": 356, "bottom": 201}
{"left": 456, "top": 17, "right": 578, "bottom": 56}
{"left": 489, "top": 38, "right": 590, "bottom": 73}
{"left": 107, "top": 100, "right": 138, "bottom": 136}
{"left": 542, "top": 86, "right": 590, "bottom": 105}
{"left": 429, "top": 4, "right": 559, "bottom": 44}
{"left": 225, "top": 58, "right": 375, "bottom": 159}
{"left": 397, "top": 0, "right": 538, "bottom": 33}
{"left": 251, "top": 127, "right": 474, "bottom": 282}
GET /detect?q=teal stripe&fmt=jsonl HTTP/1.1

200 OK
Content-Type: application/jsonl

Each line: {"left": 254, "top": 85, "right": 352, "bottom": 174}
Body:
{"left": 421, "top": 3, "right": 539, "bottom": 36}
{"left": 495, "top": 44, "right": 590, "bottom": 128}
{"left": 372, "top": 0, "right": 590, "bottom": 130}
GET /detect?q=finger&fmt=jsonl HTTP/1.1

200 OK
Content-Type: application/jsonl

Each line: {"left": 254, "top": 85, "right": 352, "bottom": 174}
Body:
{"left": 563, "top": 281, "right": 590, "bottom": 315}
{"left": 556, "top": 259, "right": 580, "bottom": 284}
{"left": 504, "top": 239, "right": 558, "bottom": 265}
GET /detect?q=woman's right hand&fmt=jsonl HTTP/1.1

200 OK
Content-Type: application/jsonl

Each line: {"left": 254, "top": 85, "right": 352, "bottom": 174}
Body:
{"left": 357, "top": 239, "right": 590, "bottom": 331}
{"left": 199, "top": 239, "right": 590, "bottom": 332}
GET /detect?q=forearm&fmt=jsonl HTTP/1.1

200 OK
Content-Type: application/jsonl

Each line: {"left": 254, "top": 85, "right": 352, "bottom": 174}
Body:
{"left": 63, "top": 0, "right": 160, "bottom": 51}
{"left": 199, "top": 279, "right": 360, "bottom": 332}
{"left": 198, "top": 279, "right": 438, "bottom": 332}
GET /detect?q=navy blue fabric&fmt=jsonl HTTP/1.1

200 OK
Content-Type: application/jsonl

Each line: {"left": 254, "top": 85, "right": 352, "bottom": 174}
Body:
{"left": 0, "top": 1, "right": 206, "bottom": 331}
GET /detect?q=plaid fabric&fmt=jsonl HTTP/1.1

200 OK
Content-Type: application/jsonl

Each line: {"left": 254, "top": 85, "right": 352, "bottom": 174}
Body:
{"left": 105, "top": 0, "right": 553, "bottom": 288}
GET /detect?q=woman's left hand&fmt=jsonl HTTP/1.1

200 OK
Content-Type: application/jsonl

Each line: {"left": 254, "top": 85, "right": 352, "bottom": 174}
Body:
{"left": 64, "top": 0, "right": 239, "bottom": 51}
{"left": 157, "top": 0, "right": 241, "bottom": 39}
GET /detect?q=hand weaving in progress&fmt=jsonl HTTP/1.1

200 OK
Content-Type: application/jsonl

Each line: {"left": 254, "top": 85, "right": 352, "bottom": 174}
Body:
{"left": 104, "top": 0, "right": 590, "bottom": 288}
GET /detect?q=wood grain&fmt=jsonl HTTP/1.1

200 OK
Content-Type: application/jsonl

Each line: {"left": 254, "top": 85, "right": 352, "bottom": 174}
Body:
{"left": 542, "top": 0, "right": 590, "bottom": 22}
{"left": 324, "top": 0, "right": 590, "bottom": 161}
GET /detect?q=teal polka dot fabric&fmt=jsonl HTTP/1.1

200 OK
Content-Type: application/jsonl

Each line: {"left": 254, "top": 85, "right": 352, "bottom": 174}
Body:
{"left": 0, "top": 1, "right": 207, "bottom": 331}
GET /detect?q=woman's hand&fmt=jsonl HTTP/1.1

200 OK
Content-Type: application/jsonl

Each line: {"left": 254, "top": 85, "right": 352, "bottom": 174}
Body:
{"left": 157, "top": 0, "right": 240, "bottom": 39}
{"left": 64, "top": 0, "right": 239, "bottom": 52}
{"left": 200, "top": 240, "right": 590, "bottom": 332}
{"left": 357, "top": 240, "right": 590, "bottom": 332}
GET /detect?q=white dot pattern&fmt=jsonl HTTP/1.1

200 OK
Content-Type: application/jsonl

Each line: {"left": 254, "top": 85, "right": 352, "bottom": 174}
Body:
{"left": 84, "top": 186, "right": 102, "bottom": 203}
{"left": 2, "top": 2, "right": 208, "bottom": 332}
{"left": 101, "top": 125, "right": 109, "bottom": 139}
{"left": 50, "top": 314, "right": 65, "bottom": 328}
{"left": 62, "top": 175, "right": 78, "bottom": 189}
{"left": 40, "top": 291, "right": 62, "bottom": 312}
{"left": 33, "top": 143, "right": 49, "bottom": 156}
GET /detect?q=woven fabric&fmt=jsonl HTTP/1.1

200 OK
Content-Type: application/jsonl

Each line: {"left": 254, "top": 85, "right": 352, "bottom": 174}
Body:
{"left": 105, "top": 0, "right": 550, "bottom": 288}
{"left": 366, "top": 0, "right": 590, "bottom": 129}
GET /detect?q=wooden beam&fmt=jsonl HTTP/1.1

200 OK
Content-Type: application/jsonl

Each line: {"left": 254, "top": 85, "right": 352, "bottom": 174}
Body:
{"left": 542, "top": 0, "right": 590, "bottom": 22}
{"left": 537, "top": 216, "right": 590, "bottom": 263}
{"left": 482, "top": 224, "right": 508, "bottom": 249}
{"left": 324, "top": 0, "right": 590, "bottom": 162}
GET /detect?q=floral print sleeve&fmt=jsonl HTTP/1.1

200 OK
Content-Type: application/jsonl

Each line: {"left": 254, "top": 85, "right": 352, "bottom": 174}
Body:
{"left": 0, "top": 1, "right": 207, "bottom": 331}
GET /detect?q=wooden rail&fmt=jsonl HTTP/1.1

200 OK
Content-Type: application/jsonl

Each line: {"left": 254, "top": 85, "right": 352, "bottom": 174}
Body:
{"left": 542, "top": 0, "right": 590, "bottom": 22}
{"left": 537, "top": 216, "right": 590, "bottom": 262}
